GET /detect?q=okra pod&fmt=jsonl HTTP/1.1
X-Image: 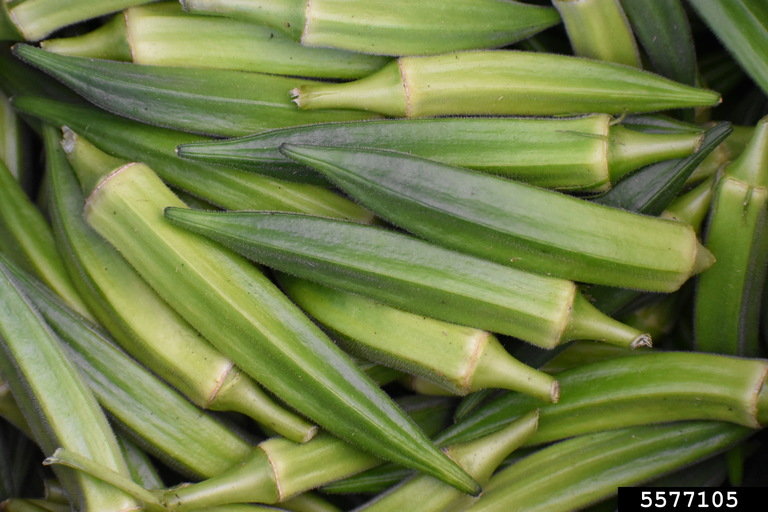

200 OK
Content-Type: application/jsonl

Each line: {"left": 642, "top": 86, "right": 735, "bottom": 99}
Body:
{"left": 437, "top": 352, "right": 768, "bottom": 447}
{"left": 0, "top": 259, "right": 138, "bottom": 511}
{"left": 42, "top": 2, "right": 390, "bottom": 79}
{"left": 466, "top": 421, "right": 753, "bottom": 512}
{"left": 165, "top": 209, "right": 649, "bottom": 350}
{"left": 181, "top": 0, "right": 560, "bottom": 56}
{"left": 65, "top": 130, "right": 480, "bottom": 495}
{"left": 695, "top": 116, "right": 768, "bottom": 356}
{"left": 177, "top": 115, "right": 703, "bottom": 192}
{"left": 353, "top": 412, "right": 539, "bottom": 512}
{"left": 0, "top": 158, "right": 91, "bottom": 319}
{"left": 278, "top": 144, "right": 713, "bottom": 292}
{"left": 278, "top": 274, "right": 558, "bottom": 401}
{"left": 12, "top": 44, "right": 381, "bottom": 138}
{"left": 291, "top": 50, "right": 721, "bottom": 117}
{"left": 553, "top": 0, "right": 641, "bottom": 67}
{"left": 7, "top": 0, "right": 149, "bottom": 41}
{"left": 46, "top": 126, "right": 317, "bottom": 443}
{"left": 12, "top": 96, "right": 373, "bottom": 221}
{"left": 0, "top": 252, "right": 256, "bottom": 479}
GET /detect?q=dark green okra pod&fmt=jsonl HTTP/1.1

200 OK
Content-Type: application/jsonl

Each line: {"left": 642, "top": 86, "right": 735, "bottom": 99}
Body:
{"left": 277, "top": 144, "right": 713, "bottom": 292}
{"left": 64, "top": 130, "right": 480, "bottom": 495}
{"left": 164, "top": 209, "right": 649, "bottom": 350}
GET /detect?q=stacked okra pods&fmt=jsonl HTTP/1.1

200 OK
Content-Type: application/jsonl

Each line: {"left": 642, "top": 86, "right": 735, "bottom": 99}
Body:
{"left": 1, "top": 0, "right": 768, "bottom": 510}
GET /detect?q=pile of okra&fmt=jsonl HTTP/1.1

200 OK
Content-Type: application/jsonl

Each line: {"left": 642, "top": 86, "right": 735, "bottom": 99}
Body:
{"left": 1, "top": 0, "right": 768, "bottom": 510}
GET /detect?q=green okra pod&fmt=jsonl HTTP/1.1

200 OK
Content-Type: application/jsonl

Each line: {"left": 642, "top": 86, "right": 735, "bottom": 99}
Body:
{"left": 165, "top": 209, "right": 649, "bottom": 350}
{"left": 278, "top": 274, "right": 559, "bottom": 402}
{"left": 278, "top": 144, "right": 713, "bottom": 292}
{"left": 291, "top": 50, "right": 721, "bottom": 117}
{"left": 177, "top": 115, "right": 703, "bottom": 192}
{"left": 437, "top": 352, "right": 768, "bottom": 447}
{"left": 0, "top": 259, "right": 138, "bottom": 511}
{"left": 42, "top": 2, "right": 390, "bottom": 79}
{"left": 352, "top": 412, "right": 539, "bottom": 512}
{"left": 466, "top": 421, "right": 753, "bottom": 512}
{"left": 0, "top": 252, "right": 255, "bottom": 479}
{"left": 12, "top": 96, "right": 373, "bottom": 221}
{"left": 553, "top": 0, "right": 641, "bottom": 68}
{"left": 12, "top": 44, "right": 381, "bottom": 138}
{"left": 45, "top": 126, "right": 317, "bottom": 444}
{"left": 695, "top": 116, "right": 768, "bottom": 356}
{"left": 181, "top": 0, "right": 560, "bottom": 57}
{"left": 65, "top": 130, "right": 480, "bottom": 496}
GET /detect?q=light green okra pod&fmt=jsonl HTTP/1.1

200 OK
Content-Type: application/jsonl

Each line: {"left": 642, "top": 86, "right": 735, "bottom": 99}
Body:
{"left": 177, "top": 115, "right": 703, "bottom": 192}
{"left": 164, "top": 209, "right": 650, "bottom": 350}
{"left": 181, "top": 0, "right": 560, "bottom": 56}
{"left": 278, "top": 274, "right": 559, "bottom": 402}
{"left": 695, "top": 116, "right": 768, "bottom": 356}
{"left": 64, "top": 130, "right": 480, "bottom": 496}
{"left": 8, "top": 0, "right": 150, "bottom": 41}
{"left": 277, "top": 144, "right": 714, "bottom": 292}
{"left": 0, "top": 258, "right": 138, "bottom": 511}
{"left": 553, "top": 0, "right": 641, "bottom": 67}
{"left": 291, "top": 50, "right": 721, "bottom": 117}
{"left": 47, "top": 126, "right": 316, "bottom": 444}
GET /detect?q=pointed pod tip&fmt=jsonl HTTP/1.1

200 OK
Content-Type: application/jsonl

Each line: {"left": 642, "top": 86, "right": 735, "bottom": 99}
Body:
{"left": 630, "top": 333, "right": 653, "bottom": 349}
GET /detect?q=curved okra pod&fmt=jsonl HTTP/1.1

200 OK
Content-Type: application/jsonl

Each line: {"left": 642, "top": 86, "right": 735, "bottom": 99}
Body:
{"left": 291, "top": 50, "right": 721, "bottom": 117}
{"left": 436, "top": 352, "right": 768, "bottom": 447}
{"left": 0, "top": 259, "right": 138, "bottom": 511}
{"left": 278, "top": 144, "right": 714, "bottom": 292}
{"left": 553, "top": 0, "right": 641, "bottom": 67}
{"left": 277, "top": 274, "right": 559, "bottom": 402}
{"left": 352, "top": 412, "right": 539, "bottom": 512}
{"left": 12, "top": 96, "right": 373, "bottom": 220}
{"left": 0, "top": 252, "right": 255, "bottom": 479}
{"left": 44, "top": 126, "right": 317, "bottom": 443}
{"left": 181, "top": 0, "right": 560, "bottom": 56}
{"left": 64, "top": 130, "right": 480, "bottom": 496}
{"left": 165, "top": 209, "right": 650, "bottom": 350}
{"left": 12, "top": 44, "right": 381, "bottom": 138}
{"left": 695, "top": 116, "right": 768, "bottom": 356}
{"left": 177, "top": 115, "right": 703, "bottom": 192}
{"left": 465, "top": 421, "right": 753, "bottom": 512}
{"left": 41, "top": 2, "right": 390, "bottom": 79}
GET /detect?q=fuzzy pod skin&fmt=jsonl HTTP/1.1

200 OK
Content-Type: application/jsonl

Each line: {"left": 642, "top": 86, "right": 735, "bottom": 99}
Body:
{"left": 352, "top": 412, "right": 539, "bottom": 512}
{"left": 45, "top": 127, "right": 317, "bottom": 444}
{"left": 0, "top": 257, "right": 138, "bottom": 511}
{"left": 12, "top": 96, "right": 373, "bottom": 220}
{"left": 181, "top": 0, "right": 560, "bottom": 57}
{"left": 165, "top": 209, "right": 650, "bottom": 351}
{"left": 695, "top": 116, "right": 768, "bottom": 357}
{"left": 437, "top": 352, "right": 768, "bottom": 447}
{"left": 291, "top": 50, "right": 721, "bottom": 117}
{"left": 11, "top": 44, "right": 381, "bottom": 138}
{"left": 277, "top": 274, "right": 559, "bottom": 402}
{"left": 465, "top": 421, "right": 753, "bottom": 512}
{"left": 278, "top": 144, "right": 713, "bottom": 292}
{"left": 177, "top": 115, "right": 703, "bottom": 192}
{"left": 65, "top": 133, "right": 480, "bottom": 496}
{"left": 41, "top": 2, "right": 390, "bottom": 80}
